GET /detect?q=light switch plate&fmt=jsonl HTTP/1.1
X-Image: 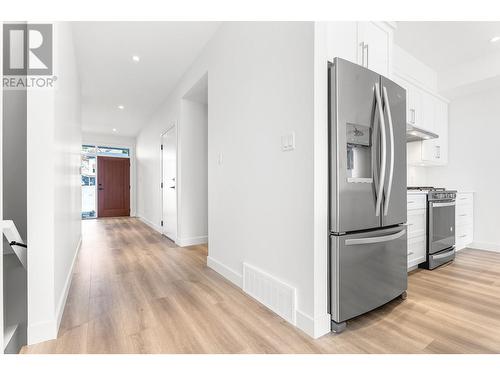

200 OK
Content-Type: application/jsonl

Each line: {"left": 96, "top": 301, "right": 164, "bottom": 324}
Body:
{"left": 281, "top": 132, "right": 295, "bottom": 151}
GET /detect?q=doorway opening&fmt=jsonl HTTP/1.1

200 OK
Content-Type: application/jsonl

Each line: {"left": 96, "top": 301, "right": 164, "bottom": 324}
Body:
{"left": 161, "top": 73, "right": 208, "bottom": 247}
{"left": 81, "top": 145, "right": 131, "bottom": 219}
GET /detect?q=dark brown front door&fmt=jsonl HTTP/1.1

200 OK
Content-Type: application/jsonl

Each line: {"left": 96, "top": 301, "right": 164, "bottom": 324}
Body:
{"left": 97, "top": 156, "right": 130, "bottom": 217}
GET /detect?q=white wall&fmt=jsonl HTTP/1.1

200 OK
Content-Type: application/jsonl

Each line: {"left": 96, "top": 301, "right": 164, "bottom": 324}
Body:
{"left": 178, "top": 99, "right": 208, "bottom": 245}
{"left": 27, "top": 22, "right": 82, "bottom": 344}
{"left": 82, "top": 131, "right": 137, "bottom": 216}
{"left": 426, "top": 87, "right": 500, "bottom": 251}
{"left": 137, "top": 22, "right": 318, "bottom": 335}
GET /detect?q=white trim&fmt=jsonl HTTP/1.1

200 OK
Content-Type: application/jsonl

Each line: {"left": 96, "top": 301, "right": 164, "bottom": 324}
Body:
{"left": 177, "top": 235, "right": 208, "bottom": 247}
{"left": 28, "top": 319, "right": 57, "bottom": 345}
{"left": 207, "top": 256, "right": 329, "bottom": 339}
{"left": 469, "top": 242, "right": 500, "bottom": 253}
{"left": 28, "top": 237, "right": 82, "bottom": 345}
{"left": 296, "top": 311, "right": 331, "bottom": 339}
{"left": 160, "top": 123, "right": 178, "bottom": 240}
{"left": 314, "top": 313, "right": 332, "bottom": 338}
{"left": 138, "top": 215, "right": 162, "bottom": 234}
{"left": 55, "top": 236, "right": 82, "bottom": 333}
{"left": 206, "top": 256, "right": 242, "bottom": 288}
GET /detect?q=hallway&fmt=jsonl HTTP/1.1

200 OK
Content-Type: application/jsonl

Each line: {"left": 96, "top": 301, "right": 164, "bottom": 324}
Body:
{"left": 22, "top": 218, "right": 323, "bottom": 353}
{"left": 21, "top": 218, "right": 500, "bottom": 354}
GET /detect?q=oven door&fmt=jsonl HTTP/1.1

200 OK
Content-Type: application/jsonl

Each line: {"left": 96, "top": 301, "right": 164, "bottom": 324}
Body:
{"left": 428, "top": 200, "right": 456, "bottom": 254}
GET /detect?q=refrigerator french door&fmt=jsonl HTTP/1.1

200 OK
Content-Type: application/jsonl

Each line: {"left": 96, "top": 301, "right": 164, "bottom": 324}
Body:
{"left": 328, "top": 58, "right": 407, "bottom": 331}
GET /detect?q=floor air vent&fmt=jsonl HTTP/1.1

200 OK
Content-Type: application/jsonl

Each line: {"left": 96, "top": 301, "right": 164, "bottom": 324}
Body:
{"left": 242, "top": 263, "right": 296, "bottom": 324}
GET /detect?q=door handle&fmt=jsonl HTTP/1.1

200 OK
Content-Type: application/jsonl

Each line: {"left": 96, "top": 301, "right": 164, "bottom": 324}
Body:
{"left": 98, "top": 188, "right": 104, "bottom": 191}
{"left": 345, "top": 229, "right": 406, "bottom": 246}
{"left": 374, "top": 83, "right": 387, "bottom": 218}
{"left": 382, "top": 86, "right": 395, "bottom": 216}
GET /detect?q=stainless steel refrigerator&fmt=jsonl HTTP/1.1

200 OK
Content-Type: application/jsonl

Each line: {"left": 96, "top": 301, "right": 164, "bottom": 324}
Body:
{"left": 328, "top": 58, "right": 408, "bottom": 332}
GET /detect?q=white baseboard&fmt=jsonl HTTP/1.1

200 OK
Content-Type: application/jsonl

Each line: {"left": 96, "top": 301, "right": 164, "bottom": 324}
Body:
{"left": 296, "top": 310, "right": 314, "bottom": 337}
{"left": 28, "top": 236, "right": 82, "bottom": 345}
{"left": 314, "top": 313, "right": 332, "bottom": 338}
{"left": 296, "top": 311, "right": 331, "bottom": 339}
{"left": 469, "top": 242, "right": 500, "bottom": 253}
{"left": 207, "top": 256, "right": 329, "bottom": 339}
{"left": 177, "top": 235, "right": 208, "bottom": 247}
{"left": 207, "top": 256, "right": 242, "bottom": 288}
{"left": 138, "top": 215, "right": 162, "bottom": 234}
{"left": 28, "top": 319, "right": 57, "bottom": 345}
{"left": 56, "top": 236, "right": 82, "bottom": 332}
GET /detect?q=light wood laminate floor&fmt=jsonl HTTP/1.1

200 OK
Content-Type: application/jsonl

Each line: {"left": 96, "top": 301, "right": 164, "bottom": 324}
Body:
{"left": 22, "top": 217, "right": 500, "bottom": 354}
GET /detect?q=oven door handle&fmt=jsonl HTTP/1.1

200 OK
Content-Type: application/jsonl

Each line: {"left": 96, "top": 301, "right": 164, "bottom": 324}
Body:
{"left": 431, "top": 202, "right": 456, "bottom": 208}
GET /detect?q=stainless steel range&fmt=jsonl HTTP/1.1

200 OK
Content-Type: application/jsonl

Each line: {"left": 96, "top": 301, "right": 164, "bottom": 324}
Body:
{"left": 408, "top": 187, "right": 457, "bottom": 269}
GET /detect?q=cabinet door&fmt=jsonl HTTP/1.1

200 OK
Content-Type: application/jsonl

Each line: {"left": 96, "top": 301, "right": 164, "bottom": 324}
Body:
{"left": 421, "top": 93, "right": 435, "bottom": 132}
{"left": 409, "top": 84, "right": 423, "bottom": 128}
{"left": 357, "top": 22, "right": 390, "bottom": 76}
{"left": 326, "top": 22, "right": 358, "bottom": 64}
{"left": 422, "top": 98, "right": 448, "bottom": 164}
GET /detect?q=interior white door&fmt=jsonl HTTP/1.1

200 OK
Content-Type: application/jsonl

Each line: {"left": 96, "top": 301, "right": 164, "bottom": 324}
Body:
{"left": 162, "top": 126, "right": 177, "bottom": 241}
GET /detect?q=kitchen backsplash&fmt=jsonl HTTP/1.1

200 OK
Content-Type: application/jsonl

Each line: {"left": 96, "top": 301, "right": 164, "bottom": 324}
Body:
{"left": 407, "top": 165, "right": 428, "bottom": 187}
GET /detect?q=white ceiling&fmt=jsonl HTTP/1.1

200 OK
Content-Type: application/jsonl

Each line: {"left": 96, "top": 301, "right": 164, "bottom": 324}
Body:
{"left": 394, "top": 21, "right": 500, "bottom": 72}
{"left": 72, "top": 22, "right": 220, "bottom": 137}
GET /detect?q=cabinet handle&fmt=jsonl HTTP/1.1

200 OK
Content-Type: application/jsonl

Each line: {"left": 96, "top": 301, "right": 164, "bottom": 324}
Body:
{"left": 458, "top": 214, "right": 467, "bottom": 217}
{"left": 359, "top": 42, "right": 365, "bottom": 67}
{"left": 459, "top": 235, "right": 467, "bottom": 238}
{"left": 364, "top": 43, "right": 369, "bottom": 67}
{"left": 408, "top": 252, "right": 414, "bottom": 256}
{"left": 407, "top": 201, "right": 415, "bottom": 204}
{"left": 459, "top": 197, "right": 468, "bottom": 200}
{"left": 410, "top": 109, "right": 416, "bottom": 124}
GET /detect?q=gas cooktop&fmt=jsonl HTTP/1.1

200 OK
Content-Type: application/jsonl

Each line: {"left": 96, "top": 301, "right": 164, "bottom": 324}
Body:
{"left": 407, "top": 186, "right": 446, "bottom": 192}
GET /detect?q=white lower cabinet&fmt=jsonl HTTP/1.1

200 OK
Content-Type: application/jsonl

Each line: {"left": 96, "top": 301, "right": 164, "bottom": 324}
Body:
{"left": 456, "top": 192, "right": 474, "bottom": 250}
{"left": 407, "top": 193, "right": 427, "bottom": 269}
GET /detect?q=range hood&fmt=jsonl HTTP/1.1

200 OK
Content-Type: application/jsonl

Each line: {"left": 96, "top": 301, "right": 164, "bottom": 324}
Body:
{"left": 406, "top": 123, "right": 439, "bottom": 142}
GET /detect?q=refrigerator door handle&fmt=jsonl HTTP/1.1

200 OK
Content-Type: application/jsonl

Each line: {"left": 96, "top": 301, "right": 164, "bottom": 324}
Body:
{"left": 382, "top": 86, "right": 395, "bottom": 216}
{"left": 374, "top": 83, "right": 386, "bottom": 217}
{"left": 345, "top": 229, "right": 406, "bottom": 246}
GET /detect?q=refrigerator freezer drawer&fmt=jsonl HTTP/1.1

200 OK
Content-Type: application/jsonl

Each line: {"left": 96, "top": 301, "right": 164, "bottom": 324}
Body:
{"left": 330, "top": 226, "right": 408, "bottom": 323}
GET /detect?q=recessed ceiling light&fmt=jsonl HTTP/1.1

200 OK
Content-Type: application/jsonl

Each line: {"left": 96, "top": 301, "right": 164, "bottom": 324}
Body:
{"left": 112, "top": 128, "right": 117, "bottom": 132}
{"left": 118, "top": 105, "right": 124, "bottom": 110}
{"left": 132, "top": 55, "right": 140, "bottom": 62}
{"left": 491, "top": 36, "right": 500, "bottom": 43}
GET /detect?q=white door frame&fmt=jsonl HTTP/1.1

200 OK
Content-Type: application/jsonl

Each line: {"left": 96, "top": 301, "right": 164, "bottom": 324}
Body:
{"left": 160, "top": 122, "right": 179, "bottom": 242}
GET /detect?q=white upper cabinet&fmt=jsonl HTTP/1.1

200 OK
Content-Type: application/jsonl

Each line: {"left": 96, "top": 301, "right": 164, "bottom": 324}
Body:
{"left": 421, "top": 98, "right": 448, "bottom": 164}
{"left": 392, "top": 44, "right": 449, "bottom": 166}
{"left": 325, "top": 22, "right": 393, "bottom": 77}
{"left": 326, "top": 22, "right": 358, "bottom": 64}
{"left": 357, "top": 22, "right": 392, "bottom": 77}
